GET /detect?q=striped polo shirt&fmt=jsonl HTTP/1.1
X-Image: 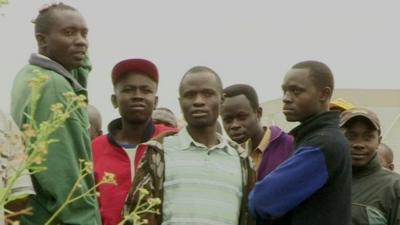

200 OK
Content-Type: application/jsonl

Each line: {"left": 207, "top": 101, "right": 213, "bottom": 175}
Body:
{"left": 162, "top": 128, "right": 243, "bottom": 225}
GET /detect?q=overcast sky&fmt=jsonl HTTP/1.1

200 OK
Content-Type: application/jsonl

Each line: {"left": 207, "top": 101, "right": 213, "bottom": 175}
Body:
{"left": 1, "top": 0, "right": 399, "bottom": 129}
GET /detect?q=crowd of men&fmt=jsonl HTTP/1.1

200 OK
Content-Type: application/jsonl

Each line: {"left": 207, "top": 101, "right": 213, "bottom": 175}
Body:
{"left": 1, "top": 2, "right": 399, "bottom": 225}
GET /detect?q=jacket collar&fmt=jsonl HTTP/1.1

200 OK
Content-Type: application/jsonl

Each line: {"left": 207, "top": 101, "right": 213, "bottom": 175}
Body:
{"left": 352, "top": 154, "right": 382, "bottom": 178}
{"left": 290, "top": 111, "right": 340, "bottom": 143}
{"left": 106, "top": 118, "right": 155, "bottom": 147}
{"left": 29, "top": 53, "right": 87, "bottom": 92}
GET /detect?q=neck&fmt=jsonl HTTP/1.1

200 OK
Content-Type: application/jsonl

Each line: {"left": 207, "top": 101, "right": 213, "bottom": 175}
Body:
{"left": 187, "top": 125, "right": 219, "bottom": 148}
{"left": 115, "top": 118, "right": 151, "bottom": 145}
{"left": 251, "top": 125, "right": 265, "bottom": 148}
{"left": 353, "top": 154, "right": 381, "bottom": 177}
{"left": 300, "top": 108, "right": 329, "bottom": 124}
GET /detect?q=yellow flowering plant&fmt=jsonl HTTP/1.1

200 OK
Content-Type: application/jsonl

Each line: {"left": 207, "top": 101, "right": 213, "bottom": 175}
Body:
{"left": 0, "top": 70, "right": 118, "bottom": 224}
{"left": 118, "top": 185, "right": 161, "bottom": 225}
{"left": 0, "top": 0, "right": 8, "bottom": 8}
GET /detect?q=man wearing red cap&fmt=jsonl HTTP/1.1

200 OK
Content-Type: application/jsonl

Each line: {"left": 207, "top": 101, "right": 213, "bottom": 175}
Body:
{"left": 340, "top": 107, "right": 400, "bottom": 225}
{"left": 92, "top": 58, "right": 177, "bottom": 225}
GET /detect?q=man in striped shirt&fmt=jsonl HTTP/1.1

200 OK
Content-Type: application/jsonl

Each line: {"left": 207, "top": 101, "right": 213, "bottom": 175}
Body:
{"left": 0, "top": 110, "right": 35, "bottom": 224}
{"left": 124, "top": 66, "right": 256, "bottom": 225}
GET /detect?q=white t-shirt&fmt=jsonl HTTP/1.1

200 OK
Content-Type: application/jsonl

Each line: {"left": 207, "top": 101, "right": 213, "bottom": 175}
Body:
{"left": 121, "top": 144, "right": 137, "bottom": 180}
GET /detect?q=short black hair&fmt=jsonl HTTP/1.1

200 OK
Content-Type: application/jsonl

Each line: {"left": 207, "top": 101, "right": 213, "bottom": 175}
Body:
{"left": 33, "top": 3, "right": 77, "bottom": 34}
{"left": 179, "top": 66, "right": 223, "bottom": 95}
{"left": 292, "top": 60, "right": 334, "bottom": 91}
{"left": 223, "top": 84, "right": 259, "bottom": 111}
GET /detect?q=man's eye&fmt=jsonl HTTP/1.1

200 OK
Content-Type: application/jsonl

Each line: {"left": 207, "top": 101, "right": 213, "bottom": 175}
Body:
{"left": 184, "top": 92, "right": 195, "bottom": 98}
{"left": 293, "top": 89, "right": 301, "bottom": 95}
{"left": 64, "top": 30, "right": 74, "bottom": 36}
{"left": 238, "top": 115, "right": 248, "bottom": 120}
{"left": 143, "top": 89, "right": 152, "bottom": 94}
{"left": 223, "top": 117, "right": 231, "bottom": 123}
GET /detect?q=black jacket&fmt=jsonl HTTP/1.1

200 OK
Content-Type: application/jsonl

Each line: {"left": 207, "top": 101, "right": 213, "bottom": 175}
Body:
{"left": 352, "top": 155, "right": 400, "bottom": 225}
{"left": 249, "top": 111, "right": 352, "bottom": 225}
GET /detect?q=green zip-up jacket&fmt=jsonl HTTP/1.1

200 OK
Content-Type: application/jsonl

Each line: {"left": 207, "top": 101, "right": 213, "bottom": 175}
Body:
{"left": 10, "top": 54, "right": 101, "bottom": 225}
{"left": 352, "top": 155, "right": 400, "bottom": 225}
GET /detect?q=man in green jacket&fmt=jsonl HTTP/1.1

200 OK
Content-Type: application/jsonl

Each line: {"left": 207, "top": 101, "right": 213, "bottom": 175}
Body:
{"left": 10, "top": 3, "right": 100, "bottom": 225}
{"left": 340, "top": 107, "right": 400, "bottom": 225}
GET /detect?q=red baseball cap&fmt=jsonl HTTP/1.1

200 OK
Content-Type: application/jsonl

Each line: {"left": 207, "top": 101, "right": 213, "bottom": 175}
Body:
{"left": 111, "top": 58, "right": 158, "bottom": 85}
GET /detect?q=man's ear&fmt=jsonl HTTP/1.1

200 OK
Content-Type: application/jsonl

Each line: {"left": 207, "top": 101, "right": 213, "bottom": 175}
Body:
{"left": 36, "top": 33, "right": 47, "bottom": 50}
{"left": 111, "top": 94, "right": 118, "bottom": 108}
{"left": 154, "top": 96, "right": 159, "bottom": 109}
{"left": 378, "top": 135, "right": 382, "bottom": 144}
{"left": 319, "top": 87, "right": 332, "bottom": 103}
{"left": 256, "top": 106, "right": 263, "bottom": 120}
{"left": 389, "top": 163, "right": 395, "bottom": 171}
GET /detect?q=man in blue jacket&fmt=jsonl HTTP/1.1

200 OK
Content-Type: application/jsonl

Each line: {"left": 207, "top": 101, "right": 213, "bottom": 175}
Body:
{"left": 248, "top": 60, "right": 352, "bottom": 225}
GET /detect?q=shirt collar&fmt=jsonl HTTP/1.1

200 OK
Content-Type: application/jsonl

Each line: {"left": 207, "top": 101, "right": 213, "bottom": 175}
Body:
{"left": 106, "top": 118, "right": 155, "bottom": 147}
{"left": 178, "top": 128, "right": 235, "bottom": 155}
{"left": 245, "top": 127, "right": 271, "bottom": 153}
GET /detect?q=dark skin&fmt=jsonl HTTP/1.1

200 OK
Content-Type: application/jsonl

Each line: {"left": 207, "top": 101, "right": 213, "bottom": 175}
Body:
{"left": 87, "top": 105, "right": 102, "bottom": 140}
{"left": 36, "top": 9, "right": 88, "bottom": 71}
{"left": 5, "top": 9, "right": 88, "bottom": 224}
{"left": 221, "top": 94, "right": 264, "bottom": 146}
{"left": 281, "top": 68, "right": 331, "bottom": 123}
{"left": 343, "top": 117, "right": 382, "bottom": 168}
{"left": 111, "top": 73, "right": 158, "bottom": 145}
{"left": 179, "top": 71, "right": 223, "bottom": 148}
{"left": 377, "top": 144, "right": 394, "bottom": 171}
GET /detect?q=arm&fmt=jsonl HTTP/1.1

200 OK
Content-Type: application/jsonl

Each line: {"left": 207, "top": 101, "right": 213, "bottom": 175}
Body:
{"left": 248, "top": 146, "right": 328, "bottom": 222}
{"left": 124, "top": 144, "right": 164, "bottom": 225}
{"left": 2, "top": 112, "right": 35, "bottom": 222}
{"left": 13, "top": 71, "right": 100, "bottom": 224}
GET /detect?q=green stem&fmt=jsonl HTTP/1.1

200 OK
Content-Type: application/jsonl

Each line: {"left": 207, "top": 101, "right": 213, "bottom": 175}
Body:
{"left": 43, "top": 171, "right": 89, "bottom": 225}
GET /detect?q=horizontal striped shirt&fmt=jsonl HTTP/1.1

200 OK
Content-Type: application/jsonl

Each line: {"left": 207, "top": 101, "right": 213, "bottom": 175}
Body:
{"left": 162, "top": 128, "right": 242, "bottom": 225}
{"left": 0, "top": 110, "right": 34, "bottom": 225}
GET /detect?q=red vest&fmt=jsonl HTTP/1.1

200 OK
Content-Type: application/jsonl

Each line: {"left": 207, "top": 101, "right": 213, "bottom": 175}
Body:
{"left": 92, "top": 123, "right": 177, "bottom": 225}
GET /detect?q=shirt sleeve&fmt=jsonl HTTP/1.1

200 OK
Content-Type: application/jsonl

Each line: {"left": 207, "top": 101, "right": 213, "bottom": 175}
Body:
{"left": 248, "top": 146, "right": 329, "bottom": 221}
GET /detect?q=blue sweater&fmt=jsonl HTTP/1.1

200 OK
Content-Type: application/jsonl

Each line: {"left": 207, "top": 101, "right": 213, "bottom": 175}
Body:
{"left": 248, "top": 111, "right": 351, "bottom": 225}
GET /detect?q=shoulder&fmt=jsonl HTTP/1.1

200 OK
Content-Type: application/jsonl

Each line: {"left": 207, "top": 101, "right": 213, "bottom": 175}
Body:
{"left": 270, "top": 126, "right": 294, "bottom": 143}
{"left": 225, "top": 138, "right": 248, "bottom": 158}
{"left": 154, "top": 124, "right": 179, "bottom": 133}
{"left": 377, "top": 169, "right": 400, "bottom": 195}
{"left": 301, "top": 126, "right": 348, "bottom": 151}
{"left": 91, "top": 134, "right": 111, "bottom": 149}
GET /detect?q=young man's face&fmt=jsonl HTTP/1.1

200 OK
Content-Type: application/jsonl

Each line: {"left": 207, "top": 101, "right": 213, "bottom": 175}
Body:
{"left": 221, "top": 95, "right": 261, "bottom": 144}
{"left": 281, "top": 68, "right": 324, "bottom": 122}
{"left": 179, "top": 72, "right": 222, "bottom": 129}
{"left": 112, "top": 73, "right": 158, "bottom": 124}
{"left": 343, "top": 117, "right": 381, "bottom": 168}
{"left": 39, "top": 10, "right": 88, "bottom": 70}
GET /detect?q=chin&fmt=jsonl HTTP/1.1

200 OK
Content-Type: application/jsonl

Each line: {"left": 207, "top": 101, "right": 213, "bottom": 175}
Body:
{"left": 284, "top": 115, "right": 297, "bottom": 122}
{"left": 232, "top": 138, "right": 246, "bottom": 144}
{"left": 189, "top": 120, "right": 214, "bottom": 129}
{"left": 127, "top": 117, "right": 148, "bottom": 124}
